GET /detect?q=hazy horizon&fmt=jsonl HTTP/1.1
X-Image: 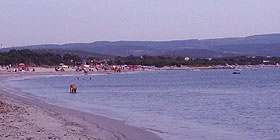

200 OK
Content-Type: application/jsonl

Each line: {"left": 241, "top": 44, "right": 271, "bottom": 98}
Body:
{"left": 1, "top": 0, "right": 280, "bottom": 47}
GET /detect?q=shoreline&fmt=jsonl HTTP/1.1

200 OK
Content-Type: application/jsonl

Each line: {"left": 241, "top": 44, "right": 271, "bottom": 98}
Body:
{"left": 0, "top": 73, "right": 163, "bottom": 140}
{"left": 1, "top": 64, "right": 279, "bottom": 76}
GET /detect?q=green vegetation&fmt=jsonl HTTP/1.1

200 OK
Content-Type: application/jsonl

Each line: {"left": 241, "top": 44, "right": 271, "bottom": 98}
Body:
{"left": 62, "top": 54, "right": 82, "bottom": 65}
{"left": 114, "top": 55, "right": 280, "bottom": 67}
{"left": 0, "top": 49, "right": 82, "bottom": 66}
{"left": 1, "top": 49, "right": 280, "bottom": 67}
{"left": 114, "top": 55, "right": 184, "bottom": 67}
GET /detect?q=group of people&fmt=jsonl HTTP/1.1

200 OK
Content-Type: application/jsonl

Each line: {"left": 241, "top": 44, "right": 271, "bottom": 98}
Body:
{"left": 0, "top": 65, "right": 36, "bottom": 72}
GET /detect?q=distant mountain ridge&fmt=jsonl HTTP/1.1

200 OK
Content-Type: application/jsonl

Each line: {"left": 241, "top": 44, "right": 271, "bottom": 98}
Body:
{"left": 4, "top": 33, "right": 280, "bottom": 58}
{"left": 33, "top": 49, "right": 115, "bottom": 60}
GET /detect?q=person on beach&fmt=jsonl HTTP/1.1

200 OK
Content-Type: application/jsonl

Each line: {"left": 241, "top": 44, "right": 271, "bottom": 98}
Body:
{"left": 70, "top": 84, "right": 77, "bottom": 93}
{"left": 83, "top": 69, "right": 88, "bottom": 74}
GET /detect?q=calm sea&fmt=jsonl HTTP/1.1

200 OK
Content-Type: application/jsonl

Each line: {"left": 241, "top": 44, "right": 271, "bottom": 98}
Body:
{"left": 3, "top": 68, "right": 280, "bottom": 140}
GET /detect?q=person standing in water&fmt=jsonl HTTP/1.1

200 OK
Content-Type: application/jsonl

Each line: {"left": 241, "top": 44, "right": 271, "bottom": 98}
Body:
{"left": 70, "top": 84, "right": 77, "bottom": 93}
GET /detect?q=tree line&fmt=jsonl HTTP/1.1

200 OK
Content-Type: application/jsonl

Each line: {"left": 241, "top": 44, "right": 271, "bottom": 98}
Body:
{"left": 0, "top": 49, "right": 82, "bottom": 66}
{"left": 114, "top": 55, "right": 280, "bottom": 67}
{"left": 1, "top": 49, "right": 280, "bottom": 67}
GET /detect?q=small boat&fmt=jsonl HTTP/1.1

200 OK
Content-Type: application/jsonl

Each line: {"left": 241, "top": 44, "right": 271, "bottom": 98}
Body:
{"left": 232, "top": 71, "right": 240, "bottom": 74}
{"left": 232, "top": 70, "right": 241, "bottom": 74}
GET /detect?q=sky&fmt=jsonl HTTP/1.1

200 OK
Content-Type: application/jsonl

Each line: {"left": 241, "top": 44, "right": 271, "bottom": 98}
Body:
{"left": 1, "top": 0, "right": 280, "bottom": 47}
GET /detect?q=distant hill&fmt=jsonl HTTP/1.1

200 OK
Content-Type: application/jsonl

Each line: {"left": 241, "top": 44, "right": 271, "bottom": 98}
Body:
{"left": 162, "top": 48, "right": 237, "bottom": 58}
{"left": 33, "top": 49, "right": 115, "bottom": 60}
{"left": 3, "top": 33, "right": 280, "bottom": 58}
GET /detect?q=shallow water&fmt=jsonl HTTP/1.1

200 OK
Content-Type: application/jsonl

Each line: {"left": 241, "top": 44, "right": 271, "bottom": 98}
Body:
{"left": 3, "top": 68, "right": 280, "bottom": 140}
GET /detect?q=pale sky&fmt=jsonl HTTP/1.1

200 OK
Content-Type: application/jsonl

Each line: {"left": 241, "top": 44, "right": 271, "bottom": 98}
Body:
{"left": 1, "top": 0, "right": 280, "bottom": 47}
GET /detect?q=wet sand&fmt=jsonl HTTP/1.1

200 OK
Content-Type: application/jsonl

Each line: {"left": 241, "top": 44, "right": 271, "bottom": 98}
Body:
{"left": 0, "top": 72, "right": 163, "bottom": 140}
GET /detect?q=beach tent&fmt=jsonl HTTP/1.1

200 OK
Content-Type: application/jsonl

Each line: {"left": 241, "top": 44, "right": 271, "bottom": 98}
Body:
{"left": 18, "top": 63, "right": 25, "bottom": 68}
{"left": 18, "top": 63, "right": 27, "bottom": 71}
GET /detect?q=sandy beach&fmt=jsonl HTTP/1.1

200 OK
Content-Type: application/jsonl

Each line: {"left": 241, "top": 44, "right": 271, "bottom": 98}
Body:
{"left": 0, "top": 70, "right": 163, "bottom": 140}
